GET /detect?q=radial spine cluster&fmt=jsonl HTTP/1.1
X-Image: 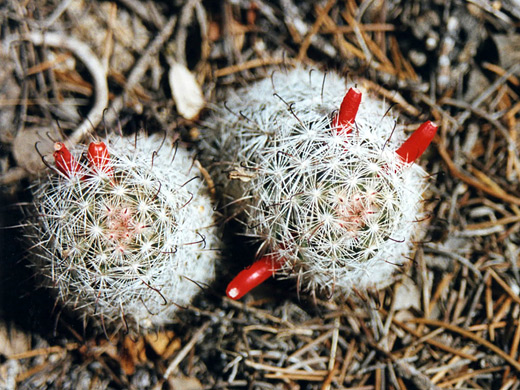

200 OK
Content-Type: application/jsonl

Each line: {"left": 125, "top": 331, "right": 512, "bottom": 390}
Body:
{"left": 202, "top": 67, "right": 432, "bottom": 297}
{"left": 28, "top": 134, "right": 219, "bottom": 331}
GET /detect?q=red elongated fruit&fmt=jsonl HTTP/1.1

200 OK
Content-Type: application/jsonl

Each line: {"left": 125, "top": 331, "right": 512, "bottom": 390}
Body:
{"left": 333, "top": 87, "right": 362, "bottom": 135}
{"left": 88, "top": 141, "right": 112, "bottom": 175}
{"left": 396, "top": 121, "right": 438, "bottom": 164}
{"left": 226, "top": 254, "right": 284, "bottom": 300}
{"left": 53, "top": 142, "right": 80, "bottom": 177}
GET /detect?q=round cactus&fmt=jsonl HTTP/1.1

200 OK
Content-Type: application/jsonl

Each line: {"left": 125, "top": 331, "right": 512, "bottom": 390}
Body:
{"left": 27, "top": 133, "right": 219, "bottom": 331}
{"left": 201, "top": 67, "right": 437, "bottom": 299}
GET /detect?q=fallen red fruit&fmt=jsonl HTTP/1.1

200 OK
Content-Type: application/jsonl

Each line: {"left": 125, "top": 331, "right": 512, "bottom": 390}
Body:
{"left": 226, "top": 254, "right": 284, "bottom": 300}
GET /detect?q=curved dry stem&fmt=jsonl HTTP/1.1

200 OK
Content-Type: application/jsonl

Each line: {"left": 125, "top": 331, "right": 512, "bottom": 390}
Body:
{"left": 14, "top": 31, "right": 109, "bottom": 146}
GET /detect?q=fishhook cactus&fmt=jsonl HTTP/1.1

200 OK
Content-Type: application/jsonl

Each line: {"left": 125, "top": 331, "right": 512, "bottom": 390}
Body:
{"left": 27, "top": 133, "right": 219, "bottom": 331}
{"left": 201, "top": 68, "right": 437, "bottom": 300}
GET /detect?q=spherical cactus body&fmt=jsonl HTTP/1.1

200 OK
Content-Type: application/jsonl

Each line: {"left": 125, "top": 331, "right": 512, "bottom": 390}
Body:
{"left": 201, "top": 67, "right": 437, "bottom": 300}
{"left": 28, "top": 133, "right": 219, "bottom": 331}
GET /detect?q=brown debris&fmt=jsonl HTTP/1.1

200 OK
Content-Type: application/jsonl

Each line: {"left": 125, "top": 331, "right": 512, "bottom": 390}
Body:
{"left": 1, "top": 0, "right": 520, "bottom": 389}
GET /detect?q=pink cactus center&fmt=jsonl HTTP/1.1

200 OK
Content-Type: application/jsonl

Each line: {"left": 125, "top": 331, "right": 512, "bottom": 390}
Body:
{"left": 103, "top": 205, "right": 146, "bottom": 252}
{"left": 335, "top": 191, "right": 378, "bottom": 237}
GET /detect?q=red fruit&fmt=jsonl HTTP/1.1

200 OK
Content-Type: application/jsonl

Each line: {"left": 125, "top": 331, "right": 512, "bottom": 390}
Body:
{"left": 226, "top": 254, "right": 284, "bottom": 300}
{"left": 396, "top": 121, "right": 438, "bottom": 164}
{"left": 87, "top": 141, "right": 112, "bottom": 175}
{"left": 53, "top": 142, "right": 80, "bottom": 177}
{"left": 333, "top": 87, "right": 362, "bottom": 135}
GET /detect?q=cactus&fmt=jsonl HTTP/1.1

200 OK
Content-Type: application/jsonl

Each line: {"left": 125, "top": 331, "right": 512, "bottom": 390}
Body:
{"left": 27, "top": 133, "right": 219, "bottom": 331}
{"left": 201, "top": 67, "right": 437, "bottom": 299}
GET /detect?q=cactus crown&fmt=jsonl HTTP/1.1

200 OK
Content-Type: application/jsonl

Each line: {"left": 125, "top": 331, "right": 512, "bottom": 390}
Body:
{"left": 202, "top": 67, "right": 436, "bottom": 298}
{"left": 28, "top": 134, "right": 219, "bottom": 331}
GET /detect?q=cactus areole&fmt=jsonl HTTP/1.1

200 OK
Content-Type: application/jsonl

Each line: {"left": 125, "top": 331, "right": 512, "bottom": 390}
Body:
{"left": 202, "top": 68, "right": 437, "bottom": 300}
{"left": 28, "top": 134, "right": 219, "bottom": 331}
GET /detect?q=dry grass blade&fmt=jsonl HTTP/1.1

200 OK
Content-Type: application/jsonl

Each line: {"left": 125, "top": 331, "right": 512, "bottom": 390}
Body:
{"left": 163, "top": 321, "right": 210, "bottom": 379}
{"left": 297, "top": 0, "right": 337, "bottom": 61}
{"left": 213, "top": 57, "right": 294, "bottom": 78}
{"left": 104, "top": 15, "right": 177, "bottom": 126}
{"left": 8, "top": 343, "right": 80, "bottom": 360}
{"left": 362, "top": 79, "right": 421, "bottom": 116}
{"left": 436, "top": 366, "right": 505, "bottom": 388}
{"left": 437, "top": 139, "right": 520, "bottom": 206}
{"left": 408, "top": 318, "right": 520, "bottom": 372}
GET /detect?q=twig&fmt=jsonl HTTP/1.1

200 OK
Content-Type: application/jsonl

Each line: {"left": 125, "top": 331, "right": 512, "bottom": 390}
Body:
{"left": 488, "top": 268, "right": 520, "bottom": 306}
{"left": 41, "top": 0, "right": 74, "bottom": 28}
{"left": 437, "top": 139, "right": 520, "bottom": 206}
{"left": 423, "top": 243, "right": 482, "bottom": 278}
{"left": 163, "top": 321, "right": 210, "bottom": 379}
{"left": 465, "top": 214, "right": 520, "bottom": 231}
{"left": 328, "top": 317, "right": 340, "bottom": 371}
{"left": 456, "top": 63, "right": 520, "bottom": 129}
{"left": 482, "top": 62, "right": 520, "bottom": 86}
{"left": 394, "top": 360, "right": 441, "bottom": 390}
{"left": 8, "top": 343, "right": 80, "bottom": 360}
{"left": 104, "top": 15, "right": 177, "bottom": 126}
{"left": 320, "top": 23, "right": 395, "bottom": 33}
{"left": 8, "top": 31, "right": 109, "bottom": 146}
{"left": 213, "top": 57, "right": 297, "bottom": 78}
{"left": 341, "top": 9, "right": 374, "bottom": 69}
{"left": 408, "top": 318, "right": 520, "bottom": 372}
{"left": 338, "top": 339, "right": 356, "bottom": 384}
{"left": 466, "top": 0, "right": 512, "bottom": 25}
{"left": 436, "top": 365, "right": 504, "bottom": 388}
{"left": 296, "top": 0, "right": 336, "bottom": 61}
{"left": 194, "top": 159, "right": 216, "bottom": 197}
{"left": 174, "top": 0, "right": 200, "bottom": 65}
{"left": 15, "top": 362, "right": 51, "bottom": 383}
{"left": 287, "top": 329, "right": 334, "bottom": 361}
{"left": 117, "top": 0, "right": 165, "bottom": 28}
{"left": 245, "top": 360, "right": 329, "bottom": 380}
{"left": 224, "top": 297, "right": 293, "bottom": 326}
{"left": 362, "top": 79, "right": 421, "bottom": 117}
{"left": 443, "top": 97, "right": 517, "bottom": 152}
{"left": 390, "top": 316, "right": 479, "bottom": 362}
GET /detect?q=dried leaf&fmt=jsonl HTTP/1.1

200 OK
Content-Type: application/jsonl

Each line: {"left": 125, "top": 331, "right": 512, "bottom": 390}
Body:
{"left": 393, "top": 277, "right": 421, "bottom": 312}
{"left": 13, "top": 128, "right": 59, "bottom": 174}
{"left": 145, "top": 331, "right": 180, "bottom": 359}
{"left": 119, "top": 336, "right": 145, "bottom": 376}
{"left": 0, "top": 321, "right": 31, "bottom": 357}
{"left": 168, "top": 61, "right": 205, "bottom": 120}
{"left": 228, "top": 166, "right": 256, "bottom": 182}
{"left": 169, "top": 377, "right": 203, "bottom": 390}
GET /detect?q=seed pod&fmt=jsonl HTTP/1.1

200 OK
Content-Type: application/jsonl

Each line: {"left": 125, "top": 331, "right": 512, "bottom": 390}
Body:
{"left": 201, "top": 67, "right": 436, "bottom": 299}
{"left": 27, "top": 134, "right": 219, "bottom": 332}
{"left": 53, "top": 142, "right": 80, "bottom": 177}
{"left": 87, "top": 140, "right": 112, "bottom": 176}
